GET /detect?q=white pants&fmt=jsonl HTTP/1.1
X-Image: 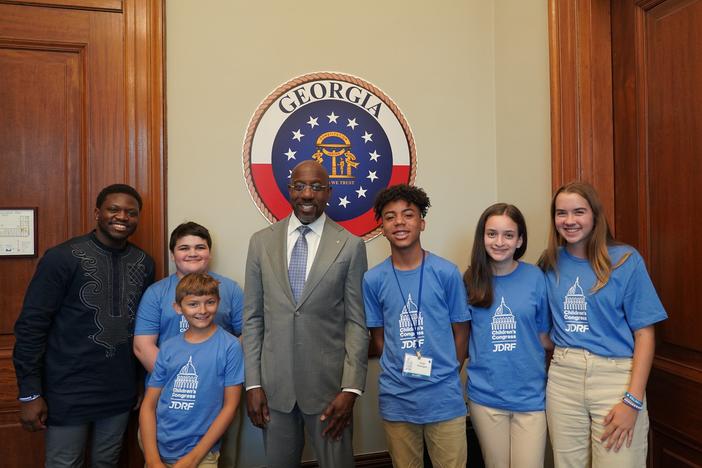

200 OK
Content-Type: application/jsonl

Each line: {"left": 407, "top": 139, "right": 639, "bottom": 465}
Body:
{"left": 468, "top": 400, "right": 547, "bottom": 468}
{"left": 546, "top": 347, "right": 649, "bottom": 468}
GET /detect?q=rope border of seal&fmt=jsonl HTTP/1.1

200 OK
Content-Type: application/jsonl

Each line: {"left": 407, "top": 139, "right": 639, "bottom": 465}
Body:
{"left": 242, "top": 71, "right": 417, "bottom": 241}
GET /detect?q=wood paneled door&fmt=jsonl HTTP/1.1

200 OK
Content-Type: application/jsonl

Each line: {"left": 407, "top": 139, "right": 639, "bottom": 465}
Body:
{"left": 549, "top": 0, "right": 702, "bottom": 465}
{"left": 0, "top": 1, "right": 165, "bottom": 466}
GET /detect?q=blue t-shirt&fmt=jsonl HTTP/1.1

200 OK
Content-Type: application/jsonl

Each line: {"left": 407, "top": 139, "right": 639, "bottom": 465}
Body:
{"left": 148, "top": 326, "right": 244, "bottom": 463}
{"left": 467, "top": 262, "right": 550, "bottom": 412}
{"left": 364, "top": 253, "right": 470, "bottom": 424}
{"left": 135, "top": 272, "right": 243, "bottom": 342}
{"left": 546, "top": 245, "right": 667, "bottom": 357}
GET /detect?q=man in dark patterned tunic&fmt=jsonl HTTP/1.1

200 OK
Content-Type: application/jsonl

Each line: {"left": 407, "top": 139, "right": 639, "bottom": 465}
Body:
{"left": 13, "top": 184, "right": 155, "bottom": 468}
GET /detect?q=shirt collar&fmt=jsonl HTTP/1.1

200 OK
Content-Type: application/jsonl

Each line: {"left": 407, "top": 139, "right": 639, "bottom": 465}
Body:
{"left": 288, "top": 213, "right": 326, "bottom": 237}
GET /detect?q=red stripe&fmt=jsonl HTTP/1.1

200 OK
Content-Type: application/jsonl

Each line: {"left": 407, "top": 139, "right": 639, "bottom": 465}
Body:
{"left": 251, "top": 164, "right": 292, "bottom": 220}
{"left": 250, "top": 164, "right": 411, "bottom": 237}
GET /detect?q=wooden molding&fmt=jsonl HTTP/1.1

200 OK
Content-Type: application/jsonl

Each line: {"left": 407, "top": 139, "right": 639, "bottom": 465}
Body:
{"left": 547, "top": 0, "right": 615, "bottom": 222}
{"left": 0, "top": 0, "right": 122, "bottom": 12}
{"left": 123, "top": 0, "right": 167, "bottom": 277}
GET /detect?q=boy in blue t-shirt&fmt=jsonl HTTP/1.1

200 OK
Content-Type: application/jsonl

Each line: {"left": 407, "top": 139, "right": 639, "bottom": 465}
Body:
{"left": 364, "top": 185, "right": 470, "bottom": 468}
{"left": 139, "top": 273, "right": 244, "bottom": 467}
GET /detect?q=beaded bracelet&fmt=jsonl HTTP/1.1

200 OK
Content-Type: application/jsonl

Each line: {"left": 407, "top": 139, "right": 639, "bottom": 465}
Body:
{"left": 625, "top": 392, "right": 643, "bottom": 407}
{"left": 622, "top": 395, "right": 643, "bottom": 411}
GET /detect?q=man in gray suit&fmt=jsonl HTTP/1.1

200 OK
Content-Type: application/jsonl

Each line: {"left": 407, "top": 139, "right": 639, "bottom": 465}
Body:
{"left": 243, "top": 160, "right": 369, "bottom": 468}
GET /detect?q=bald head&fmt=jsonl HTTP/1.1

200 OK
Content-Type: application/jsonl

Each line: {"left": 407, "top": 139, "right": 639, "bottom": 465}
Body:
{"left": 288, "top": 160, "right": 331, "bottom": 224}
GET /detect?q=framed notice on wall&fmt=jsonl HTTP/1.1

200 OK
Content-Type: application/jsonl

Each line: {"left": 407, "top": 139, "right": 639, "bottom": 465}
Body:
{"left": 0, "top": 208, "right": 37, "bottom": 257}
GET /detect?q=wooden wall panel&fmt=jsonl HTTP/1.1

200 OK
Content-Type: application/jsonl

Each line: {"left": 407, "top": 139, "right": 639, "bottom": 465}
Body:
{"left": 551, "top": 0, "right": 702, "bottom": 465}
{"left": 547, "top": 0, "right": 615, "bottom": 222}
{"left": 0, "top": 1, "right": 164, "bottom": 465}
{"left": 643, "top": 0, "right": 702, "bottom": 355}
{"left": 0, "top": 44, "right": 83, "bottom": 358}
{"left": 1, "top": 0, "right": 123, "bottom": 12}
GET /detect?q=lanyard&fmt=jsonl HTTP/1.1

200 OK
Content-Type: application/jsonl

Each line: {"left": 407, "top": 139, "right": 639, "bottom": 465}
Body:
{"left": 391, "top": 251, "right": 426, "bottom": 357}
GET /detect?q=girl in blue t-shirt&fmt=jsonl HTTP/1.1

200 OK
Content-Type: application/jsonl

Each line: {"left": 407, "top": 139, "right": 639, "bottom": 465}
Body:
{"left": 464, "top": 203, "right": 552, "bottom": 468}
{"left": 539, "top": 182, "right": 667, "bottom": 467}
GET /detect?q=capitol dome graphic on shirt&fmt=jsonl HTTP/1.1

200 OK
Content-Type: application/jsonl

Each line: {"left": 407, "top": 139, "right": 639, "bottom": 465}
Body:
{"left": 491, "top": 297, "right": 517, "bottom": 352}
{"left": 398, "top": 293, "right": 424, "bottom": 350}
{"left": 169, "top": 356, "right": 198, "bottom": 410}
{"left": 563, "top": 277, "right": 589, "bottom": 332}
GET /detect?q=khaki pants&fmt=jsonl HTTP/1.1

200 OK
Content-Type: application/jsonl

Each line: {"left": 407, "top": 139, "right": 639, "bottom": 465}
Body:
{"left": 546, "top": 347, "right": 649, "bottom": 468}
{"left": 138, "top": 428, "right": 220, "bottom": 468}
{"left": 468, "top": 400, "right": 546, "bottom": 468}
{"left": 383, "top": 416, "right": 467, "bottom": 468}
{"left": 163, "top": 451, "right": 219, "bottom": 467}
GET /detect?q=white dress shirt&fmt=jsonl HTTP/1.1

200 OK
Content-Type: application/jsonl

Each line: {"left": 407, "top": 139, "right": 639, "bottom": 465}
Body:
{"left": 287, "top": 213, "right": 326, "bottom": 279}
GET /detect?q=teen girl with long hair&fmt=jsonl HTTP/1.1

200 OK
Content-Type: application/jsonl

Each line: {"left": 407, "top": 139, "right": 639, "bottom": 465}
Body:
{"left": 464, "top": 203, "right": 552, "bottom": 468}
{"left": 539, "top": 181, "right": 667, "bottom": 467}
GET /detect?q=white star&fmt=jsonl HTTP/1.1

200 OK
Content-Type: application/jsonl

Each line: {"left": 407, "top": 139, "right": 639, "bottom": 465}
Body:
{"left": 288, "top": 170, "right": 292, "bottom": 179}
{"left": 307, "top": 116, "right": 319, "bottom": 128}
{"left": 362, "top": 131, "right": 373, "bottom": 143}
{"left": 327, "top": 112, "right": 339, "bottom": 124}
{"left": 369, "top": 150, "right": 381, "bottom": 162}
{"left": 338, "top": 196, "right": 350, "bottom": 208}
{"left": 347, "top": 118, "right": 358, "bottom": 130}
{"left": 366, "top": 171, "right": 378, "bottom": 182}
{"left": 292, "top": 129, "right": 304, "bottom": 141}
{"left": 284, "top": 148, "right": 297, "bottom": 160}
{"left": 355, "top": 186, "right": 367, "bottom": 198}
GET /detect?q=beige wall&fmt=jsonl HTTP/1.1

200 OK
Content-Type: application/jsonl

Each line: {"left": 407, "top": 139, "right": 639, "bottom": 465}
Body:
{"left": 495, "top": 0, "right": 552, "bottom": 262}
{"left": 167, "top": 0, "right": 550, "bottom": 465}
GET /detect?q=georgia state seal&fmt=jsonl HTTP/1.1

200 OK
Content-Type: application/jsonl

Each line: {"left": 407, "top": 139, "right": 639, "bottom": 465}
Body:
{"left": 242, "top": 72, "right": 417, "bottom": 240}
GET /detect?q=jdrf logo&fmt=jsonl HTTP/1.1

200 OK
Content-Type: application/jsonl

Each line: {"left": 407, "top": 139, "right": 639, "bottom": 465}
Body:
{"left": 566, "top": 324, "right": 589, "bottom": 332}
{"left": 169, "top": 401, "right": 194, "bottom": 410}
{"left": 493, "top": 343, "right": 516, "bottom": 352}
{"left": 401, "top": 338, "right": 424, "bottom": 349}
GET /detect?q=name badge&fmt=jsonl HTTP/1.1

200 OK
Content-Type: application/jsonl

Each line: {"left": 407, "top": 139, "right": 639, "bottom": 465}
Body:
{"left": 402, "top": 352, "right": 432, "bottom": 379}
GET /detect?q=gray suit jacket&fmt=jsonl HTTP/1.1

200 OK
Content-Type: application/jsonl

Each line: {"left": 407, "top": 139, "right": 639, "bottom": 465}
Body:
{"left": 242, "top": 215, "right": 369, "bottom": 414}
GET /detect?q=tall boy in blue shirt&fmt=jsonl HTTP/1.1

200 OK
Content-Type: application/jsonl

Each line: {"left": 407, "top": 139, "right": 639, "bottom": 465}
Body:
{"left": 364, "top": 184, "right": 470, "bottom": 468}
{"left": 140, "top": 273, "right": 244, "bottom": 467}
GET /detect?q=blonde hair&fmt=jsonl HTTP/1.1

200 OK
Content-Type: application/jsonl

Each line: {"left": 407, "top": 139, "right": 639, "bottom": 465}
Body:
{"left": 537, "top": 181, "right": 629, "bottom": 292}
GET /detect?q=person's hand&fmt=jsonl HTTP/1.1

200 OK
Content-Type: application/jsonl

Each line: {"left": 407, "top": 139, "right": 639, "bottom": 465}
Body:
{"left": 172, "top": 452, "right": 199, "bottom": 468}
{"left": 145, "top": 460, "right": 167, "bottom": 468}
{"left": 601, "top": 401, "right": 639, "bottom": 451}
{"left": 320, "top": 392, "right": 357, "bottom": 440}
{"left": 246, "top": 387, "right": 270, "bottom": 428}
{"left": 19, "top": 397, "right": 48, "bottom": 432}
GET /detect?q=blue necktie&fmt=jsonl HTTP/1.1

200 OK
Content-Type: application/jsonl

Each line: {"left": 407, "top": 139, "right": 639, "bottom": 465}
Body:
{"left": 289, "top": 225, "right": 311, "bottom": 303}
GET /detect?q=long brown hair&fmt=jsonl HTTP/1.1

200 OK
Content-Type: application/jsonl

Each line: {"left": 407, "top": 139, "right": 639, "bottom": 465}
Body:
{"left": 464, "top": 203, "right": 527, "bottom": 308}
{"left": 537, "top": 181, "right": 628, "bottom": 292}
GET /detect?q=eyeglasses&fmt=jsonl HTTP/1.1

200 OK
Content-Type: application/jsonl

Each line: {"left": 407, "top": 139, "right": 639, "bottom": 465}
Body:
{"left": 288, "top": 183, "right": 329, "bottom": 192}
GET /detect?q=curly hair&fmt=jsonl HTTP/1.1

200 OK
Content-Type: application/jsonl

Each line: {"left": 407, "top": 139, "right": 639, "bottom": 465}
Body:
{"left": 373, "top": 184, "right": 431, "bottom": 220}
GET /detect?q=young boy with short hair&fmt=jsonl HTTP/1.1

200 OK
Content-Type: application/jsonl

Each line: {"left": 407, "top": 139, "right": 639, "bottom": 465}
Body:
{"left": 363, "top": 184, "right": 470, "bottom": 468}
{"left": 139, "top": 273, "right": 243, "bottom": 468}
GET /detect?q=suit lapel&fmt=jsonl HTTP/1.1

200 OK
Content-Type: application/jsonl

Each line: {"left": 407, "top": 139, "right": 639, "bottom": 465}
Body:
{"left": 264, "top": 216, "right": 295, "bottom": 305}
{"left": 297, "top": 217, "right": 347, "bottom": 309}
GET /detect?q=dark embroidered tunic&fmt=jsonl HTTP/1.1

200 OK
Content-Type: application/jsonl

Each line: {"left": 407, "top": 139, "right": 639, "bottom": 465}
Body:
{"left": 14, "top": 232, "right": 155, "bottom": 425}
